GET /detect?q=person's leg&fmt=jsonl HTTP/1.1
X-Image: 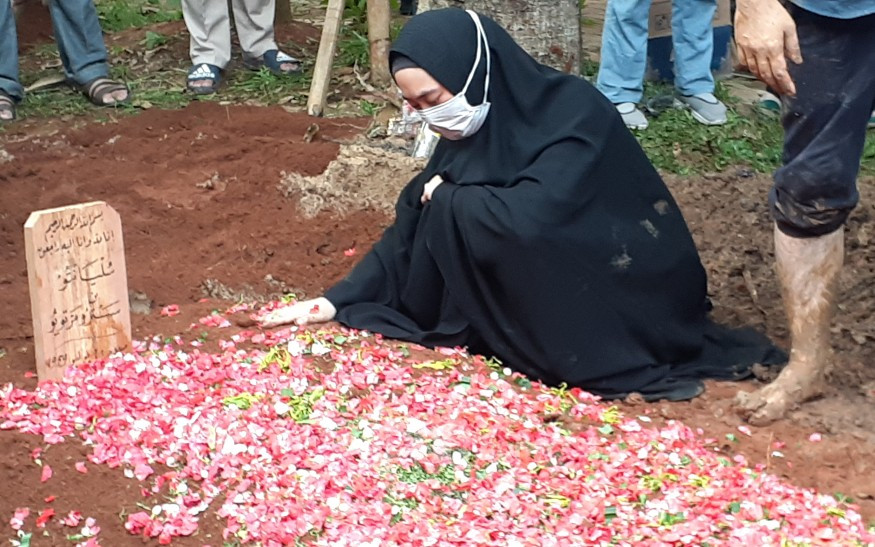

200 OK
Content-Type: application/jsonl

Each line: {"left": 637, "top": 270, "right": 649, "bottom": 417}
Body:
{"left": 47, "top": 0, "right": 107, "bottom": 85}
{"left": 182, "top": 0, "right": 232, "bottom": 68}
{"left": 0, "top": 0, "right": 24, "bottom": 111}
{"left": 47, "top": 0, "right": 128, "bottom": 105}
{"left": 596, "top": 0, "right": 649, "bottom": 103}
{"left": 671, "top": 0, "right": 715, "bottom": 96}
{"left": 233, "top": 0, "right": 276, "bottom": 58}
{"left": 671, "top": 0, "right": 726, "bottom": 124}
{"left": 234, "top": 0, "right": 301, "bottom": 74}
{"left": 182, "top": 0, "right": 231, "bottom": 93}
{"left": 737, "top": 8, "right": 875, "bottom": 425}
{"left": 596, "top": 0, "right": 651, "bottom": 128}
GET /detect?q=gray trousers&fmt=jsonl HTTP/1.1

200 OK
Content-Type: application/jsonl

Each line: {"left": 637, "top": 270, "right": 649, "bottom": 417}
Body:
{"left": 182, "top": 0, "right": 277, "bottom": 68}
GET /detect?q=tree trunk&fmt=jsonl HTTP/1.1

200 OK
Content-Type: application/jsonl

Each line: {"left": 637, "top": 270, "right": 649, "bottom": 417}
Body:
{"left": 367, "top": 0, "right": 392, "bottom": 86}
{"left": 419, "top": 0, "right": 580, "bottom": 75}
{"left": 275, "top": 0, "right": 294, "bottom": 23}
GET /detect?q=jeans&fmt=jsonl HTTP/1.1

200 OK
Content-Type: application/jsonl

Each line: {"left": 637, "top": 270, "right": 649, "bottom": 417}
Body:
{"left": 0, "top": 0, "right": 110, "bottom": 101}
{"left": 596, "top": 0, "right": 716, "bottom": 104}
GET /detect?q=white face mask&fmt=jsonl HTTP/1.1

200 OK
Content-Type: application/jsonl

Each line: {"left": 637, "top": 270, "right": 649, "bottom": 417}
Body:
{"left": 416, "top": 10, "right": 491, "bottom": 141}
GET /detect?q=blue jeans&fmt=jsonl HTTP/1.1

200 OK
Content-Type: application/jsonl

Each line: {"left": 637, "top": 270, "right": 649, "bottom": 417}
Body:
{"left": 596, "top": 0, "right": 716, "bottom": 104}
{"left": 0, "top": 0, "right": 110, "bottom": 101}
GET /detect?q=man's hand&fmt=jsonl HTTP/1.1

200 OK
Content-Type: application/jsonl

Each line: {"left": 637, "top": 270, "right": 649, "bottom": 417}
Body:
{"left": 421, "top": 174, "right": 444, "bottom": 204}
{"left": 258, "top": 297, "right": 337, "bottom": 328}
{"left": 735, "top": 0, "right": 802, "bottom": 96}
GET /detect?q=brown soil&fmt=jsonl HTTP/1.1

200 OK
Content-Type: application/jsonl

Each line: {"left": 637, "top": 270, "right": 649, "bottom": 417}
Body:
{"left": 15, "top": 1, "right": 54, "bottom": 52}
{"left": 2, "top": 103, "right": 875, "bottom": 543}
{"left": 0, "top": 101, "right": 376, "bottom": 386}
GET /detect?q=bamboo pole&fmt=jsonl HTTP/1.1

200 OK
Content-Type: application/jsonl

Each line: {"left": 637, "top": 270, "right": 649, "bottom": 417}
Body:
{"left": 306, "top": 0, "right": 345, "bottom": 116}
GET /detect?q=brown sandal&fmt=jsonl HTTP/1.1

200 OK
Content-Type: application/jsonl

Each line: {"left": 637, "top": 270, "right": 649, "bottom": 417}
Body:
{"left": 0, "top": 93, "right": 16, "bottom": 122}
{"left": 80, "top": 77, "right": 131, "bottom": 107}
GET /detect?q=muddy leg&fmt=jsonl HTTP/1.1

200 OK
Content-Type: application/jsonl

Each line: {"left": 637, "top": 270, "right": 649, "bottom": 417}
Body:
{"left": 736, "top": 224, "right": 843, "bottom": 425}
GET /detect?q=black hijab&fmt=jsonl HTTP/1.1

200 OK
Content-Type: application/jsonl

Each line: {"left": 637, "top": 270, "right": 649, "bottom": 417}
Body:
{"left": 325, "top": 9, "right": 783, "bottom": 399}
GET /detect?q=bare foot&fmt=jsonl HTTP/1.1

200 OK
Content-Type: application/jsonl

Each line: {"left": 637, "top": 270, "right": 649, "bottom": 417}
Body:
{"left": 188, "top": 79, "right": 214, "bottom": 90}
{"left": 103, "top": 87, "right": 130, "bottom": 105}
{"left": 279, "top": 61, "right": 299, "bottom": 72}
{"left": 735, "top": 359, "right": 825, "bottom": 425}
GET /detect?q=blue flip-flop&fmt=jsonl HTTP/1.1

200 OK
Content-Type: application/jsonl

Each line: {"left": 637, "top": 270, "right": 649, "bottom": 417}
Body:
{"left": 187, "top": 63, "right": 222, "bottom": 95}
{"left": 244, "top": 50, "right": 303, "bottom": 76}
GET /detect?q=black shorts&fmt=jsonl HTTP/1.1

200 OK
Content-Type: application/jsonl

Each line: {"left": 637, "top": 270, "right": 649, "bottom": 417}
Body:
{"left": 770, "top": 5, "right": 875, "bottom": 238}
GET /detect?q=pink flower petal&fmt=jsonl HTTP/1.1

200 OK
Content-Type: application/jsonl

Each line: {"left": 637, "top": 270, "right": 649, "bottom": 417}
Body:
{"left": 63, "top": 511, "right": 82, "bottom": 527}
{"left": 0, "top": 310, "right": 870, "bottom": 545}
{"left": 35, "top": 508, "right": 54, "bottom": 528}
{"left": 160, "top": 305, "right": 180, "bottom": 317}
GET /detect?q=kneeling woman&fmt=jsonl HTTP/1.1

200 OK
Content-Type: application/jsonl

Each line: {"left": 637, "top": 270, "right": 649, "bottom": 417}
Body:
{"left": 261, "top": 9, "right": 782, "bottom": 400}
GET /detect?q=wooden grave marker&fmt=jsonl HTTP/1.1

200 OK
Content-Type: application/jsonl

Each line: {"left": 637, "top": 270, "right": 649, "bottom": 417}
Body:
{"left": 24, "top": 201, "right": 132, "bottom": 382}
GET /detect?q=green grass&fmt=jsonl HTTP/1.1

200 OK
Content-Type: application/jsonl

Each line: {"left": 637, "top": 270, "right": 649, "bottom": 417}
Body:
{"left": 95, "top": 0, "right": 182, "bottom": 32}
{"left": 863, "top": 133, "right": 875, "bottom": 169}
{"left": 225, "top": 67, "right": 310, "bottom": 105}
{"left": 636, "top": 99, "right": 785, "bottom": 175}
{"left": 28, "top": 42, "right": 60, "bottom": 61}
{"left": 20, "top": 88, "right": 93, "bottom": 119}
{"left": 142, "top": 30, "right": 169, "bottom": 50}
{"left": 335, "top": 27, "right": 370, "bottom": 69}
{"left": 127, "top": 78, "right": 192, "bottom": 111}
{"left": 573, "top": 70, "right": 875, "bottom": 175}
{"left": 633, "top": 81, "right": 787, "bottom": 174}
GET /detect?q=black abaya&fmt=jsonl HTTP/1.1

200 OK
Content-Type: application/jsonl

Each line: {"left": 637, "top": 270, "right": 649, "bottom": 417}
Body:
{"left": 324, "top": 9, "right": 783, "bottom": 400}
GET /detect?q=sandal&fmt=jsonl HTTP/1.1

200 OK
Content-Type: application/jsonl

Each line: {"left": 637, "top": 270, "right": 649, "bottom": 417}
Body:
{"left": 187, "top": 63, "right": 222, "bottom": 95}
{"left": 0, "top": 93, "right": 15, "bottom": 123}
{"left": 244, "top": 50, "right": 303, "bottom": 76}
{"left": 79, "top": 77, "right": 130, "bottom": 107}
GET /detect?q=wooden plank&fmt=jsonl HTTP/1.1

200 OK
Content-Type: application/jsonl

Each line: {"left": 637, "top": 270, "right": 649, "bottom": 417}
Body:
{"left": 367, "top": 0, "right": 392, "bottom": 87}
{"left": 307, "top": 0, "right": 345, "bottom": 117}
{"left": 24, "top": 201, "right": 132, "bottom": 382}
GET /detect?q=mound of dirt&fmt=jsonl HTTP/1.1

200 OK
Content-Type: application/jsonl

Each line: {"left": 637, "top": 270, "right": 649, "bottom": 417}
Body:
{"left": 280, "top": 142, "right": 426, "bottom": 217}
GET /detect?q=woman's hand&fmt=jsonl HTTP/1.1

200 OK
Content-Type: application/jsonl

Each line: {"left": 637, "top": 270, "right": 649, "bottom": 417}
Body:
{"left": 421, "top": 174, "right": 444, "bottom": 204}
{"left": 258, "top": 297, "right": 337, "bottom": 328}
